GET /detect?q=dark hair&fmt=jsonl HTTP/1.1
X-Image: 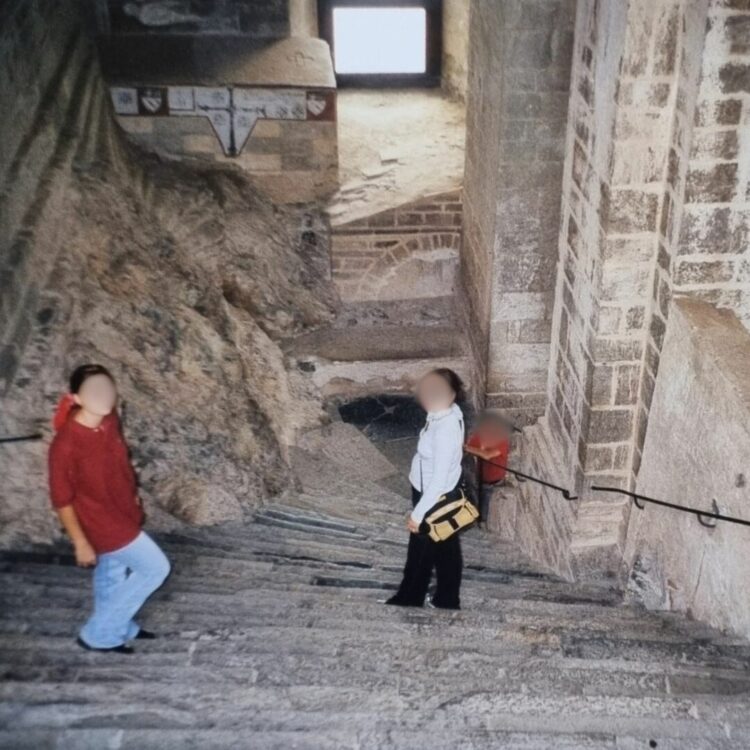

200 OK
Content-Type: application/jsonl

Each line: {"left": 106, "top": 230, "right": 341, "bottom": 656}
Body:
{"left": 69, "top": 364, "right": 114, "bottom": 393}
{"left": 431, "top": 367, "right": 465, "bottom": 404}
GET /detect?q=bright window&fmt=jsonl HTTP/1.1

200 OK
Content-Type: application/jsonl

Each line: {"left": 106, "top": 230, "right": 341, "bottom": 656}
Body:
{"left": 332, "top": 7, "right": 427, "bottom": 74}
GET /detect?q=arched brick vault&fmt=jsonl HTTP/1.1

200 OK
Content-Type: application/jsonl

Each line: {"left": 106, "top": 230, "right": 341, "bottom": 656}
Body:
{"left": 460, "top": 0, "right": 750, "bottom": 580}
{"left": 330, "top": 191, "right": 462, "bottom": 302}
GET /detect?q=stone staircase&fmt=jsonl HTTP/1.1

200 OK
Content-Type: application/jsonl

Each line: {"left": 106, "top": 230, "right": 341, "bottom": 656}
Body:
{"left": 2, "top": 422, "right": 750, "bottom": 748}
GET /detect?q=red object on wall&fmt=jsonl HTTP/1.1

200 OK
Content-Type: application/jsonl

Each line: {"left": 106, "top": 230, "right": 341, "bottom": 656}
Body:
{"left": 466, "top": 432, "right": 510, "bottom": 485}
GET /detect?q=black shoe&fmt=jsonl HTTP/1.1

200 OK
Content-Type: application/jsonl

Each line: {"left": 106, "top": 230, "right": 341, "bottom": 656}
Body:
{"left": 135, "top": 629, "right": 157, "bottom": 640}
{"left": 76, "top": 636, "right": 134, "bottom": 654}
{"left": 385, "top": 595, "right": 423, "bottom": 607}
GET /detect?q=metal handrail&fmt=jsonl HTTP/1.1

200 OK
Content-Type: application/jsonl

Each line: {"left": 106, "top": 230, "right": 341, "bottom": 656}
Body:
{"left": 591, "top": 485, "right": 750, "bottom": 529}
{"left": 470, "top": 454, "right": 578, "bottom": 501}
{"left": 472, "top": 453, "right": 750, "bottom": 529}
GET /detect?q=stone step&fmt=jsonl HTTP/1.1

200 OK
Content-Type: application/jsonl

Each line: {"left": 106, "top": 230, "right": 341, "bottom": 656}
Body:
{"left": 3, "top": 728, "right": 745, "bottom": 750}
{"left": 0, "top": 568, "right": 629, "bottom": 617}
{"left": 290, "top": 350, "right": 470, "bottom": 400}
{"left": 330, "top": 297, "right": 458, "bottom": 331}
{"left": 283, "top": 324, "right": 466, "bottom": 364}
{"left": 4, "top": 619, "right": 750, "bottom": 676}
{"left": 1, "top": 601, "right": 737, "bottom": 659}
{"left": 2, "top": 424, "right": 750, "bottom": 744}
{"left": 295, "top": 421, "right": 399, "bottom": 484}
{"left": 0, "top": 596, "right": 701, "bottom": 651}
{"left": 2, "top": 682, "right": 750, "bottom": 744}
{"left": 5, "top": 652, "right": 750, "bottom": 701}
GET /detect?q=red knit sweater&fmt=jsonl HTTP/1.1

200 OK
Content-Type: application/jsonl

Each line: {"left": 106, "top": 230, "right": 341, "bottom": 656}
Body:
{"left": 48, "top": 410, "right": 144, "bottom": 553}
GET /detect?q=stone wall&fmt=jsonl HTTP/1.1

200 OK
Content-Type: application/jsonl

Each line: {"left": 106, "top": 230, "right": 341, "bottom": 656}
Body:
{"left": 106, "top": 37, "right": 338, "bottom": 204}
{"left": 442, "top": 0, "right": 470, "bottom": 102}
{"left": 503, "top": 0, "right": 750, "bottom": 581}
{"left": 0, "top": 0, "right": 94, "bottom": 395}
{"left": 0, "top": 5, "right": 338, "bottom": 547}
{"left": 460, "top": 0, "right": 576, "bottom": 424}
{"left": 509, "top": 0, "right": 697, "bottom": 579}
{"left": 330, "top": 191, "right": 462, "bottom": 302}
{"left": 459, "top": 1, "right": 504, "bottom": 403}
{"left": 675, "top": 1, "right": 750, "bottom": 328}
{"left": 289, "top": 0, "right": 318, "bottom": 36}
{"left": 96, "top": 1, "right": 289, "bottom": 39}
{"left": 624, "top": 298, "right": 750, "bottom": 638}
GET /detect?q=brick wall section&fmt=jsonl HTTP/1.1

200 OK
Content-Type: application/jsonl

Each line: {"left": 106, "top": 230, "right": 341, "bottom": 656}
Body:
{"left": 118, "top": 114, "right": 338, "bottom": 204}
{"left": 515, "top": 0, "right": 748, "bottom": 580}
{"left": 513, "top": 0, "right": 683, "bottom": 579}
{"left": 0, "top": 0, "right": 97, "bottom": 393}
{"left": 461, "top": 0, "right": 576, "bottom": 426}
{"left": 674, "top": 2, "right": 750, "bottom": 324}
{"left": 583, "top": 0, "right": 707, "bottom": 489}
{"left": 330, "top": 191, "right": 462, "bottom": 302}
{"left": 542, "top": 0, "right": 628, "bottom": 490}
{"left": 630, "top": 0, "right": 709, "bottom": 480}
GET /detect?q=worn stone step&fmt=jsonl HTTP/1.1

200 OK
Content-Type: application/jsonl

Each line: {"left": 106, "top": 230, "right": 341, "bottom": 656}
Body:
{"left": 3, "top": 422, "right": 750, "bottom": 745}
{"left": 4, "top": 621, "right": 750, "bottom": 679}
{"left": 282, "top": 324, "right": 466, "bottom": 364}
{"left": 2, "top": 682, "right": 750, "bottom": 744}
{"left": 8, "top": 727, "right": 743, "bottom": 750}
{"left": 561, "top": 633, "right": 750, "bottom": 671}
{"left": 1, "top": 603, "right": 738, "bottom": 661}
{"left": 0, "top": 552, "right": 565, "bottom": 596}
{"left": 5, "top": 648, "right": 750, "bottom": 702}
{"left": 0, "top": 585, "right": 688, "bottom": 637}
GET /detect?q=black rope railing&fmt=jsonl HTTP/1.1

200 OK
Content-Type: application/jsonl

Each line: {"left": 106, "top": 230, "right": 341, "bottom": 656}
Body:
{"left": 471, "top": 453, "right": 750, "bottom": 530}
{"left": 0, "top": 433, "right": 43, "bottom": 444}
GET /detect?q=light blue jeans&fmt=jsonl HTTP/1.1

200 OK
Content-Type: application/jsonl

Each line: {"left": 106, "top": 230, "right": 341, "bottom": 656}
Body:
{"left": 80, "top": 531, "right": 171, "bottom": 648}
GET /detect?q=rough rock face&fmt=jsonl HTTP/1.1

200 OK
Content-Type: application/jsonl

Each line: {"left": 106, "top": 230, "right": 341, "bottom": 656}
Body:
{"left": 0, "top": 114, "right": 338, "bottom": 547}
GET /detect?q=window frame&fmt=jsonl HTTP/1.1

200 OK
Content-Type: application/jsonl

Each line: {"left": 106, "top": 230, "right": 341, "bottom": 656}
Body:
{"left": 317, "top": 0, "right": 443, "bottom": 88}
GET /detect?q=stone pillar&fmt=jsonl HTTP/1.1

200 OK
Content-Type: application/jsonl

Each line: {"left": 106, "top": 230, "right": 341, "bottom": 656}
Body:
{"left": 512, "top": 0, "right": 719, "bottom": 579}
{"left": 460, "top": 0, "right": 577, "bottom": 425}
{"left": 442, "top": 0, "right": 471, "bottom": 102}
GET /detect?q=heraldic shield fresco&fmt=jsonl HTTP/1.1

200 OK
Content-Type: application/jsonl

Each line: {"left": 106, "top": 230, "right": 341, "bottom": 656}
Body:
{"left": 109, "top": 85, "right": 336, "bottom": 156}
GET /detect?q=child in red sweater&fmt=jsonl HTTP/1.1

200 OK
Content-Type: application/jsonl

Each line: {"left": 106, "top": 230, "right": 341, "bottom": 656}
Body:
{"left": 49, "top": 364, "right": 170, "bottom": 653}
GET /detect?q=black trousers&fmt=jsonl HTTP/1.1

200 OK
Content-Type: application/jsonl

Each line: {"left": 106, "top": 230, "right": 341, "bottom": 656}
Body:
{"left": 388, "top": 486, "right": 463, "bottom": 609}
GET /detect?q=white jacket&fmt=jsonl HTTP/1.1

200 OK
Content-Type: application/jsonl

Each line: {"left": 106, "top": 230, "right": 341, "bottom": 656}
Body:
{"left": 408, "top": 403, "right": 465, "bottom": 523}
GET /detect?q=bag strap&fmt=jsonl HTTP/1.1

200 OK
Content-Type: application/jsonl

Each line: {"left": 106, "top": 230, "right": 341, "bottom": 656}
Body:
{"left": 419, "top": 420, "right": 429, "bottom": 493}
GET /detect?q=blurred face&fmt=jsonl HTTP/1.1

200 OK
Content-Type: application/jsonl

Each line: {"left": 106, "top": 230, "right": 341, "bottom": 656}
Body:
{"left": 73, "top": 374, "right": 117, "bottom": 416}
{"left": 416, "top": 372, "right": 455, "bottom": 413}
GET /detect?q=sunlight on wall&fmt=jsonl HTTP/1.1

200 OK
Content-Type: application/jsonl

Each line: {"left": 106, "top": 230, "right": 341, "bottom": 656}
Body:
{"left": 332, "top": 7, "right": 426, "bottom": 74}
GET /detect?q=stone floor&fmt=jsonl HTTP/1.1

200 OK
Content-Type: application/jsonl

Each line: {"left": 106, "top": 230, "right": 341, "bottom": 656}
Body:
{"left": 2, "top": 421, "right": 750, "bottom": 748}
{"left": 327, "top": 89, "right": 466, "bottom": 226}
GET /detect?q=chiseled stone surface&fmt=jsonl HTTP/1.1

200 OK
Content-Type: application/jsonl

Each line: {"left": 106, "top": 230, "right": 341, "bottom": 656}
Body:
{"left": 0, "top": 28, "right": 338, "bottom": 547}
{"left": 624, "top": 298, "right": 750, "bottom": 638}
